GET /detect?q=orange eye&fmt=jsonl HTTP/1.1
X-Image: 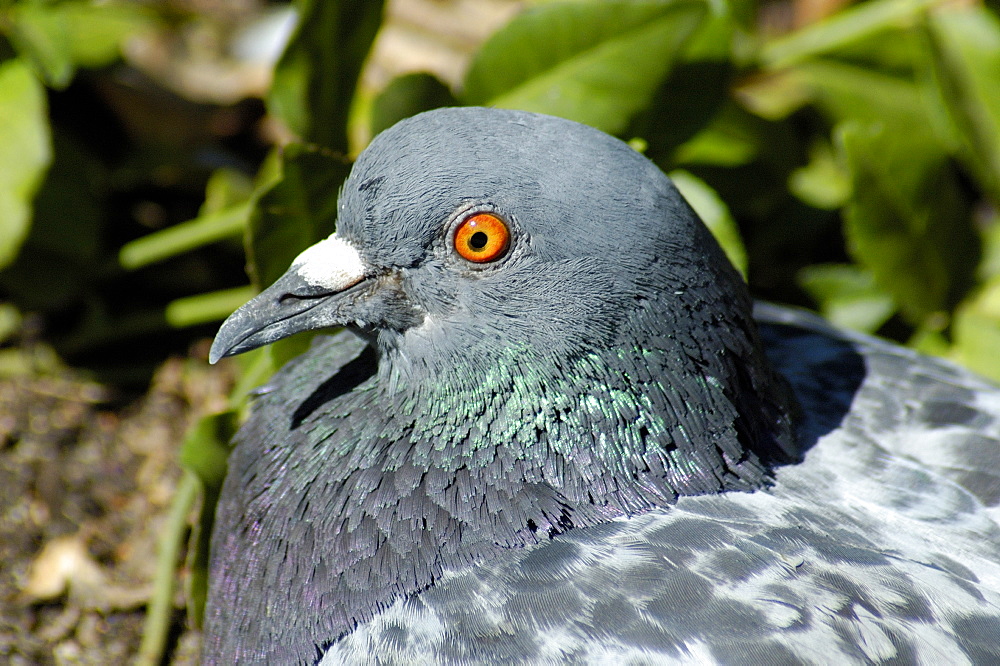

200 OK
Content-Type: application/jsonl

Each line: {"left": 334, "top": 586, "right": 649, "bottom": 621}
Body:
{"left": 453, "top": 212, "right": 510, "bottom": 263}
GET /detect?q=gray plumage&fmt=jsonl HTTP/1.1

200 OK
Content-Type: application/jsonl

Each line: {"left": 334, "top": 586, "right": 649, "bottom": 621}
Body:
{"left": 203, "top": 108, "right": 1000, "bottom": 664}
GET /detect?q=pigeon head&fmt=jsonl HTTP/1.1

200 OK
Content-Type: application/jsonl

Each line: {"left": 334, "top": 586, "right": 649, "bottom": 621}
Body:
{"left": 211, "top": 109, "right": 693, "bottom": 369}
{"left": 218, "top": 109, "right": 773, "bottom": 404}
{"left": 205, "top": 108, "right": 799, "bottom": 660}
{"left": 212, "top": 108, "right": 796, "bottom": 496}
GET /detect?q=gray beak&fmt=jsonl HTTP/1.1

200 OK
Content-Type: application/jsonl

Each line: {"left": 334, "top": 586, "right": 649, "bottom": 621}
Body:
{"left": 209, "top": 235, "right": 368, "bottom": 363}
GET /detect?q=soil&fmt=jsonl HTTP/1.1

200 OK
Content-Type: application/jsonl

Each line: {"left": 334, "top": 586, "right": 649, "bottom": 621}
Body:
{"left": 0, "top": 338, "right": 233, "bottom": 665}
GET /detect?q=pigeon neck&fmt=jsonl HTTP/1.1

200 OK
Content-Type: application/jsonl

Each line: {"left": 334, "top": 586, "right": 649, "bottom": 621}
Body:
{"left": 373, "top": 330, "right": 792, "bottom": 526}
{"left": 212, "top": 312, "right": 796, "bottom": 660}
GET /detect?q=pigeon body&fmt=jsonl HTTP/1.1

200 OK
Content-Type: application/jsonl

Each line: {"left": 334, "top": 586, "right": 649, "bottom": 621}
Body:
{"left": 204, "top": 108, "right": 1000, "bottom": 664}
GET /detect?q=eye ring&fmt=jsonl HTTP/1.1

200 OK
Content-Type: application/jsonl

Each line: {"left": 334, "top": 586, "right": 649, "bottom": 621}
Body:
{"left": 453, "top": 212, "right": 511, "bottom": 263}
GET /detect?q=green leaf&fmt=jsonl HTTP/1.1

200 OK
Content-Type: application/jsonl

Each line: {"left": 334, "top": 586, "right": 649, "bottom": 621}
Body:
{"left": 925, "top": 6, "right": 1000, "bottom": 203}
{"left": 164, "top": 286, "right": 257, "bottom": 328}
{"left": 669, "top": 169, "right": 747, "bottom": 277}
{"left": 370, "top": 73, "right": 457, "bottom": 138}
{"left": 268, "top": 0, "right": 385, "bottom": 150}
{"left": 137, "top": 471, "right": 199, "bottom": 666}
{"left": 837, "top": 121, "right": 978, "bottom": 323}
{"left": 119, "top": 167, "right": 255, "bottom": 272}
{"left": 200, "top": 168, "right": 255, "bottom": 217}
{"left": 60, "top": 2, "right": 156, "bottom": 67}
{"left": 735, "top": 69, "right": 813, "bottom": 121}
{"left": 908, "top": 320, "right": 951, "bottom": 357}
{"left": 798, "top": 263, "right": 896, "bottom": 332}
{"left": 178, "top": 411, "right": 238, "bottom": 627}
{"left": 463, "top": 0, "right": 706, "bottom": 135}
{"left": 792, "top": 58, "right": 930, "bottom": 128}
{"left": 759, "top": 0, "right": 937, "bottom": 68}
{"left": 247, "top": 144, "right": 351, "bottom": 289}
{"left": 4, "top": 4, "right": 73, "bottom": 87}
{"left": 979, "top": 212, "right": 1000, "bottom": 281}
{"left": 0, "top": 303, "right": 21, "bottom": 345}
{"left": 0, "top": 59, "right": 51, "bottom": 271}
{"left": 5, "top": 1, "right": 157, "bottom": 88}
{"left": 672, "top": 102, "right": 761, "bottom": 167}
{"left": 788, "top": 139, "right": 850, "bottom": 210}
{"left": 680, "top": 0, "right": 738, "bottom": 61}
{"left": 179, "top": 410, "right": 235, "bottom": 507}
{"left": 952, "top": 281, "right": 1000, "bottom": 382}
{"left": 118, "top": 202, "right": 252, "bottom": 271}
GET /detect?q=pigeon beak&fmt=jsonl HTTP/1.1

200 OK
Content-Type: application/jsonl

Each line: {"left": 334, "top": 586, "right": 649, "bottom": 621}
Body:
{"left": 209, "top": 235, "right": 369, "bottom": 364}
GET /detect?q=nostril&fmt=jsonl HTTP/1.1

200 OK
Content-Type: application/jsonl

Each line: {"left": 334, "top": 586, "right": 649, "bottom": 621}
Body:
{"left": 278, "top": 290, "right": 324, "bottom": 304}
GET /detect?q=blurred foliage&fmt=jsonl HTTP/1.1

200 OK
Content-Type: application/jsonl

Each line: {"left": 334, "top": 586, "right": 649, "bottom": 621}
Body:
{"left": 0, "top": 58, "right": 50, "bottom": 269}
{"left": 0, "top": 0, "right": 263, "bottom": 387}
{"left": 2, "top": 0, "right": 999, "bottom": 657}
{"left": 258, "top": 0, "right": 999, "bottom": 383}
{"left": 3, "top": 0, "right": 998, "bottom": 385}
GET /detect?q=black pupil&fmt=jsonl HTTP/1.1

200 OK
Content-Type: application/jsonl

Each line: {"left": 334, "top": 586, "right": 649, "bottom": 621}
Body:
{"left": 469, "top": 231, "right": 489, "bottom": 251}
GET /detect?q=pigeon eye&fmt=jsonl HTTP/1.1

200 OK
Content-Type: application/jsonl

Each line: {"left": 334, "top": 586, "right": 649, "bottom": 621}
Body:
{"left": 453, "top": 213, "right": 510, "bottom": 263}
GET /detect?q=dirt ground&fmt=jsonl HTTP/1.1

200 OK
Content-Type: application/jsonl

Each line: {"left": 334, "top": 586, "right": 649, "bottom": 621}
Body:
{"left": 0, "top": 337, "right": 233, "bottom": 664}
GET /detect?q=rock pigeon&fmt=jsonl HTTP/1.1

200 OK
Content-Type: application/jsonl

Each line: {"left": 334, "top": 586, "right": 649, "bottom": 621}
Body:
{"left": 204, "top": 107, "right": 1000, "bottom": 664}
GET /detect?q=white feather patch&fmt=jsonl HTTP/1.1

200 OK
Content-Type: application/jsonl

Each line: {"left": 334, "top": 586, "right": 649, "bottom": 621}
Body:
{"left": 291, "top": 235, "right": 367, "bottom": 291}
